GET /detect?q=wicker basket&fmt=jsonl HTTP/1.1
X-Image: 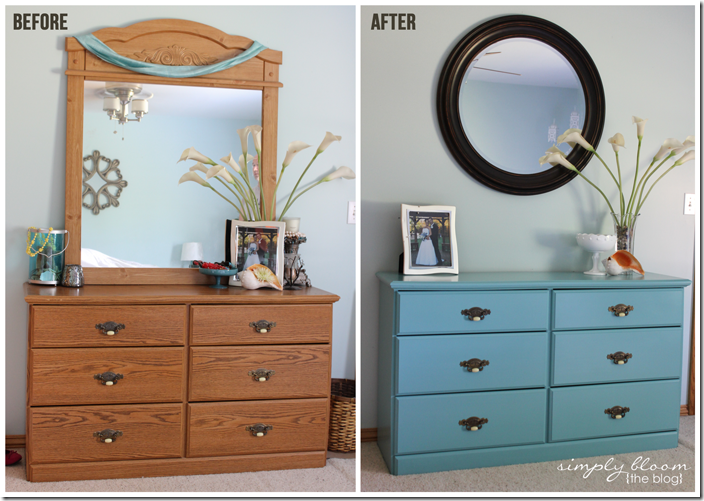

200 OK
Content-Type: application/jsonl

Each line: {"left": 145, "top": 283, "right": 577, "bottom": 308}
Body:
{"left": 328, "top": 378, "right": 356, "bottom": 452}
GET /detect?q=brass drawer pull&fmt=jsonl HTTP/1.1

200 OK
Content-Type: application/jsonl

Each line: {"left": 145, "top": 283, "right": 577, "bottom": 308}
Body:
{"left": 96, "top": 321, "right": 125, "bottom": 336}
{"left": 245, "top": 423, "right": 273, "bottom": 437}
{"left": 94, "top": 371, "right": 124, "bottom": 385}
{"left": 608, "top": 304, "right": 634, "bottom": 317}
{"left": 607, "top": 351, "right": 632, "bottom": 364}
{"left": 248, "top": 368, "right": 276, "bottom": 382}
{"left": 460, "top": 358, "right": 489, "bottom": 372}
{"left": 461, "top": 307, "right": 490, "bottom": 321}
{"left": 459, "top": 416, "right": 488, "bottom": 431}
{"left": 94, "top": 429, "right": 123, "bottom": 443}
{"left": 605, "top": 406, "right": 630, "bottom": 419}
{"left": 249, "top": 320, "right": 276, "bottom": 333}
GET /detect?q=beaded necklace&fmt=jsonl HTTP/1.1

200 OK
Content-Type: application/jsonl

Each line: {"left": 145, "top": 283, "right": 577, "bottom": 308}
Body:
{"left": 26, "top": 227, "right": 53, "bottom": 257}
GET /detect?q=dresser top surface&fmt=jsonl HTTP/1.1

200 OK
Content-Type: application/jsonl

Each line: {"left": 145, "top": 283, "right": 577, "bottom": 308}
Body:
{"left": 377, "top": 271, "right": 691, "bottom": 290}
{"left": 24, "top": 283, "right": 340, "bottom": 305}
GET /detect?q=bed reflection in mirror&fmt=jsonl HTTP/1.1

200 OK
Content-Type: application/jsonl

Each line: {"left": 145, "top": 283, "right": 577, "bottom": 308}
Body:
{"left": 81, "top": 81, "right": 262, "bottom": 267}
{"left": 459, "top": 38, "right": 585, "bottom": 175}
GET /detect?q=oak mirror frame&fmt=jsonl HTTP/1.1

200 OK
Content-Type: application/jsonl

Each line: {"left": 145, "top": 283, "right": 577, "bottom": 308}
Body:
{"left": 64, "top": 19, "right": 282, "bottom": 284}
{"left": 437, "top": 15, "right": 606, "bottom": 195}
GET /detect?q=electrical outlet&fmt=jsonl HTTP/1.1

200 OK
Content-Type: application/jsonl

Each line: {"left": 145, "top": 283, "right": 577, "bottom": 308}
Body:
{"left": 347, "top": 201, "right": 356, "bottom": 224}
{"left": 684, "top": 194, "right": 696, "bottom": 215}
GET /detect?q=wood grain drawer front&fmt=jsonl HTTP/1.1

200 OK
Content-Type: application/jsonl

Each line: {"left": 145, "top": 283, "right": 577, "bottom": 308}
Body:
{"left": 32, "top": 305, "right": 186, "bottom": 347}
{"left": 30, "top": 348, "right": 184, "bottom": 406}
{"left": 191, "top": 305, "right": 331, "bottom": 345}
{"left": 190, "top": 345, "right": 330, "bottom": 401}
{"left": 29, "top": 404, "right": 183, "bottom": 464}
{"left": 395, "top": 389, "right": 547, "bottom": 455}
{"left": 396, "top": 332, "right": 548, "bottom": 395}
{"left": 553, "top": 289, "right": 684, "bottom": 330}
{"left": 396, "top": 290, "right": 548, "bottom": 335}
{"left": 549, "top": 380, "right": 681, "bottom": 442}
{"left": 188, "top": 399, "right": 328, "bottom": 457}
{"left": 553, "top": 328, "right": 683, "bottom": 386}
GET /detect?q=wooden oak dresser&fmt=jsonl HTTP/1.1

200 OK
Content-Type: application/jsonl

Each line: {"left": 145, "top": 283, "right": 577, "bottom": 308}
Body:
{"left": 24, "top": 283, "right": 339, "bottom": 482}
{"left": 376, "top": 271, "right": 690, "bottom": 475}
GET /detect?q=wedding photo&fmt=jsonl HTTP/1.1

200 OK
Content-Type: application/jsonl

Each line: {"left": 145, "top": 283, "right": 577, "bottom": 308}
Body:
{"left": 233, "top": 224, "right": 281, "bottom": 276}
{"left": 401, "top": 204, "right": 459, "bottom": 275}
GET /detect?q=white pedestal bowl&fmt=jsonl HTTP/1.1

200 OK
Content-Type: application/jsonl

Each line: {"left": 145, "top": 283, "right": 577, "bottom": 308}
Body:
{"left": 576, "top": 233, "right": 616, "bottom": 275}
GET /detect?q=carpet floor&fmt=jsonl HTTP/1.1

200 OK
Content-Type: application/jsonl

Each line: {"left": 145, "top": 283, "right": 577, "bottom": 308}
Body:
{"left": 5, "top": 452, "right": 355, "bottom": 492}
{"left": 361, "top": 416, "right": 696, "bottom": 493}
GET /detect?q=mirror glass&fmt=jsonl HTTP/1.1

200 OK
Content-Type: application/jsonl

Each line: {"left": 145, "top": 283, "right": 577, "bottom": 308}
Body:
{"left": 82, "top": 81, "right": 261, "bottom": 267}
{"left": 459, "top": 38, "right": 585, "bottom": 174}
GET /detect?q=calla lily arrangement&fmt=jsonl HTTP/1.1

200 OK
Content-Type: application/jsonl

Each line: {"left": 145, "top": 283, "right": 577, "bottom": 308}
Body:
{"left": 178, "top": 127, "right": 354, "bottom": 221}
{"left": 539, "top": 117, "right": 695, "bottom": 228}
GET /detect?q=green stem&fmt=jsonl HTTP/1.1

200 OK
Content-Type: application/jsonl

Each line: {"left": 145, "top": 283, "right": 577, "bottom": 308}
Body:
{"left": 278, "top": 180, "right": 325, "bottom": 220}
{"left": 271, "top": 164, "right": 287, "bottom": 222}
{"left": 237, "top": 169, "right": 261, "bottom": 221}
{"left": 208, "top": 185, "right": 242, "bottom": 216}
{"left": 628, "top": 158, "right": 656, "bottom": 216}
{"left": 634, "top": 153, "right": 676, "bottom": 216}
{"left": 636, "top": 165, "right": 677, "bottom": 214}
{"left": 281, "top": 151, "right": 321, "bottom": 219}
{"left": 593, "top": 151, "right": 621, "bottom": 189}
{"left": 255, "top": 149, "right": 267, "bottom": 220}
{"left": 213, "top": 177, "right": 247, "bottom": 216}
{"left": 624, "top": 138, "right": 642, "bottom": 227}
{"left": 615, "top": 151, "right": 625, "bottom": 215}
{"left": 572, "top": 168, "right": 616, "bottom": 215}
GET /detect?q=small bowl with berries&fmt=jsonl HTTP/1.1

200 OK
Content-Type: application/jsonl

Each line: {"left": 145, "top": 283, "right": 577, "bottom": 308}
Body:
{"left": 193, "top": 261, "right": 237, "bottom": 289}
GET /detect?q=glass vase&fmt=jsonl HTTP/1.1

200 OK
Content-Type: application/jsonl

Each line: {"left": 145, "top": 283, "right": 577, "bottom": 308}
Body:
{"left": 611, "top": 213, "right": 639, "bottom": 255}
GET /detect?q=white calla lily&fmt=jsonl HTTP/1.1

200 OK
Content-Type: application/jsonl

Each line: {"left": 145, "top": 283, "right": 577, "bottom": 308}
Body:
{"left": 317, "top": 132, "right": 342, "bottom": 153}
{"left": 322, "top": 166, "right": 356, "bottom": 182}
{"left": 653, "top": 138, "right": 684, "bottom": 161}
{"left": 189, "top": 162, "right": 209, "bottom": 174}
{"left": 557, "top": 130, "right": 594, "bottom": 152}
{"left": 673, "top": 135, "right": 695, "bottom": 155}
{"left": 238, "top": 153, "right": 254, "bottom": 172}
{"left": 178, "top": 171, "right": 209, "bottom": 186}
{"left": 540, "top": 152, "right": 577, "bottom": 171}
{"left": 632, "top": 116, "right": 648, "bottom": 138}
{"left": 283, "top": 141, "right": 311, "bottom": 167}
{"left": 248, "top": 125, "right": 263, "bottom": 152}
{"left": 674, "top": 150, "right": 695, "bottom": 166}
{"left": 607, "top": 133, "right": 626, "bottom": 152}
{"left": 237, "top": 128, "right": 251, "bottom": 156}
{"left": 206, "top": 165, "right": 234, "bottom": 183}
{"left": 220, "top": 153, "right": 241, "bottom": 173}
{"left": 178, "top": 147, "right": 213, "bottom": 165}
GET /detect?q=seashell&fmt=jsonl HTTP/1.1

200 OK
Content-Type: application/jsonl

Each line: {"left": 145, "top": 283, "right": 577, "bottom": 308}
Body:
{"left": 602, "top": 250, "right": 644, "bottom": 276}
{"left": 240, "top": 264, "right": 283, "bottom": 291}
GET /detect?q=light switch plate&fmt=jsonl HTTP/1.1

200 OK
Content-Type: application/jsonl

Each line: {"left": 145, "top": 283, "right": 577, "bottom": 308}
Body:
{"left": 684, "top": 194, "right": 696, "bottom": 215}
{"left": 347, "top": 201, "right": 356, "bottom": 224}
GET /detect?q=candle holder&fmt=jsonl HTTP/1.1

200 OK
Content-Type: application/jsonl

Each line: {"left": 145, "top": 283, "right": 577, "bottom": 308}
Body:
{"left": 283, "top": 232, "right": 311, "bottom": 289}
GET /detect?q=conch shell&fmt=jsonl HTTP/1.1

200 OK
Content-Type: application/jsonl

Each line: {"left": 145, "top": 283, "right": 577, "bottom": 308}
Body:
{"left": 240, "top": 264, "right": 283, "bottom": 291}
{"left": 602, "top": 250, "right": 644, "bottom": 276}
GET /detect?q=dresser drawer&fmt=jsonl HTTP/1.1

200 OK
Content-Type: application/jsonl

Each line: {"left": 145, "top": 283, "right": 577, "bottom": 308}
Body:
{"left": 395, "top": 389, "right": 546, "bottom": 455}
{"left": 553, "top": 289, "right": 684, "bottom": 330}
{"left": 188, "top": 398, "right": 328, "bottom": 457}
{"left": 396, "top": 332, "right": 547, "bottom": 394}
{"left": 190, "top": 345, "right": 330, "bottom": 401}
{"left": 29, "top": 403, "right": 183, "bottom": 464}
{"left": 191, "top": 305, "right": 331, "bottom": 345}
{"left": 30, "top": 347, "right": 184, "bottom": 406}
{"left": 31, "top": 305, "right": 186, "bottom": 347}
{"left": 397, "top": 290, "right": 548, "bottom": 335}
{"left": 550, "top": 380, "right": 681, "bottom": 442}
{"left": 553, "top": 328, "right": 683, "bottom": 386}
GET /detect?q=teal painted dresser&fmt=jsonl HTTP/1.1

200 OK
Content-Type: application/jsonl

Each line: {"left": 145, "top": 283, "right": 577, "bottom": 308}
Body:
{"left": 376, "top": 272, "right": 690, "bottom": 475}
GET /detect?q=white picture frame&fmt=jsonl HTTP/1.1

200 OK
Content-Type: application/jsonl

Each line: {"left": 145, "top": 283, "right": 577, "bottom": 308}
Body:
{"left": 227, "top": 220, "right": 286, "bottom": 286}
{"left": 401, "top": 204, "right": 459, "bottom": 275}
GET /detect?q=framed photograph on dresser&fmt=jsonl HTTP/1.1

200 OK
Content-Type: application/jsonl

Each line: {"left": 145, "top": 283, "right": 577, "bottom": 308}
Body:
{"left": 401, "top": 204, "right": 459, "bottom": 275}
{"left": 226, "top": 220, "right": 286, "bottom": 286}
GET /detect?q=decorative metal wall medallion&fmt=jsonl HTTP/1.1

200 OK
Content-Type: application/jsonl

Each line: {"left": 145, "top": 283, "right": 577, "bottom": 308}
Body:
{"left": 82, "top": 150, "right": 128, "bottom": 215}
{"left": 133, "top": 45, "right": 219, "bottom": 66}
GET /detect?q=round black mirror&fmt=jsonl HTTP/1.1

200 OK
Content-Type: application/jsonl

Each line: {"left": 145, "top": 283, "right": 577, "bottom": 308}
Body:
{"left": 438, "top": 15, "right": 605, "bottom": 195}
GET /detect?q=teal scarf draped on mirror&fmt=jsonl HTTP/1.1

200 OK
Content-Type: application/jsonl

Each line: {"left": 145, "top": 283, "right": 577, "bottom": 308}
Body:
{"left": 75, "top": 34, "right": 267, "bottom": 78}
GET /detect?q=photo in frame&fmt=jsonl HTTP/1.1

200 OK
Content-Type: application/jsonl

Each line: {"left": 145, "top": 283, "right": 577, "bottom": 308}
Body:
{"left": 225, "top": 220, "right": 285, "bottom": 286}
{"left": 401, "top": 204, "right": 459, "bottom": 275}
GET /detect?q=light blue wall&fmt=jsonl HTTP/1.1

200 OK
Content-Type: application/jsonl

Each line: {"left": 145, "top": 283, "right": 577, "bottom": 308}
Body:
{"left": 361, "top": 5, "right": 696, "bottom": 428}
{"left": 461, "top": 81, "right": 584, "bottom": 173}
{"left": 82, "top": 112, "right": 255, "bottom": 266}
{"left": 5, "top": 6, "right": 355, "bottom": 434}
